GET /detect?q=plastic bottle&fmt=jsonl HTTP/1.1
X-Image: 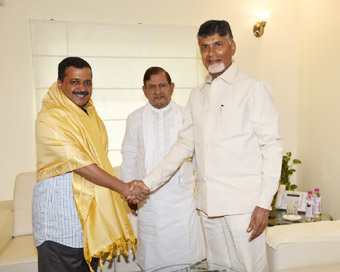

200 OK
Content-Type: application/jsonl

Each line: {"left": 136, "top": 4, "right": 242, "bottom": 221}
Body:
{"left": 313, "top": 188, "right": 322, "bottom": 221}
{"left": 305, "top": 190, "right": 314, "bottom": 222}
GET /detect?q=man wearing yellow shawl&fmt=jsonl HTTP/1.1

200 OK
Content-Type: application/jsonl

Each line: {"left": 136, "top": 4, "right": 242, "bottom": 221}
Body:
{"left": 32, "top": 57, "right": 149, "bottom": 272}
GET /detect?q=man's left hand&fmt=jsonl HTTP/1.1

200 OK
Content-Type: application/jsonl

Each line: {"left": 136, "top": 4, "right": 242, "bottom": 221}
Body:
{"left": 247, "top": 206, "right": 269, "bottom": 242}
{"left": 128, "top": 203, "right": 138, "bottom": 216}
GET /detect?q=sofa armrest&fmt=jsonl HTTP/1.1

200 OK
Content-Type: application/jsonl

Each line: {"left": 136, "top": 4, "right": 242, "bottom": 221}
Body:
{"left": 0, "top": 200, "right": 13, "bottom": 254}
{"left": 266, "top": 221, "right": 340, "bottom": 271}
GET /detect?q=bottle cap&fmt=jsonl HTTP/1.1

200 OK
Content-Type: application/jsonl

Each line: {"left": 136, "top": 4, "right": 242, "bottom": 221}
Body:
{"left": 308, "top": 190, "right": 313, "bottom": 194}
{"left": 315, "top": 188, "right": 320, "bottom": 192}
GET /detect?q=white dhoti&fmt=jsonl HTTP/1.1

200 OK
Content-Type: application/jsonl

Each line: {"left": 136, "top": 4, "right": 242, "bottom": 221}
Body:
{"left": 200, "top": 212, "right": 268, "bottom": 272}
{"left": 136, "top": 169, "right": 205, "bottom": 271}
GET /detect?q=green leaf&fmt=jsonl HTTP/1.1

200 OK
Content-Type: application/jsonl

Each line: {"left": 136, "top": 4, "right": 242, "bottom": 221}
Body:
{"left": 290, "top": 184, "right": 298, "bottom": 190}
{"left": 288, "top": 169, "right": 295, "bottom": 175}
{"left": 279, "top": 152, "right": 301, "bottom": 191}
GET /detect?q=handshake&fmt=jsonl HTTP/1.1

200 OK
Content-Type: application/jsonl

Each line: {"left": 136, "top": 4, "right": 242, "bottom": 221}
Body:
{"left": 122, "top": 180, "right": 150, "bottom": 204}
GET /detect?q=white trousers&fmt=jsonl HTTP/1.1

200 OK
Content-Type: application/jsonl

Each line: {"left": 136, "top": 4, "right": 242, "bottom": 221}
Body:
{"left": 200, "top": 212, "right": 268, "bottom": 272}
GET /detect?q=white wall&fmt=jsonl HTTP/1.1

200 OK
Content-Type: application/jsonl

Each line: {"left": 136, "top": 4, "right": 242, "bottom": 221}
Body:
{"left": 30, "top": 21, "right": 201, "bottom": 165}
{"left": 298, "top": 0, "right": 340, "bottom": 219}
{"left": 0, "top": 0, "right": 299, "bottom": 202}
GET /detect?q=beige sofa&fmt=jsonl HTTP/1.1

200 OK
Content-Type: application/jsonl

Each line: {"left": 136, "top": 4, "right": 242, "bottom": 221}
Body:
{"left": 266, "top": 220, "right": 340, "bottom": 271}
{"left": 0, "top": 172, "right": 38, "bottom": 272}
{"left": 0, "top": 171, "right": 140, "bottom": 272}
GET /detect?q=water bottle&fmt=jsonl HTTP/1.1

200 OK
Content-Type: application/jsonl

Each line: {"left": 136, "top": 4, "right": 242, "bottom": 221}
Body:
{"left": 305, "top": 190, "right": 314, "bottom": 222}
{"left": 313, "top": 188, "right": 322, "bottom": 221}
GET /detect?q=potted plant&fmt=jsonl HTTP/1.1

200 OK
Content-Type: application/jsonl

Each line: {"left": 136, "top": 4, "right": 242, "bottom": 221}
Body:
{"left": 270, "top": 152, "right": 302, "bottom": 212}
{"left": 279, "top": 151, "right": 302, "bottom": 191}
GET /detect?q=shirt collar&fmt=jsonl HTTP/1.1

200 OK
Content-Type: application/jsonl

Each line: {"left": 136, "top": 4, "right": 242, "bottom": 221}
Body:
{"left": 81, "top": 99, "right": 93, "bottom": 115}
{"left": 83, "top": 99, "right": 93, "bottom": 110}
{"left": 205, "top": 61, "right": 238, "bottom": 85}
{"left": 149, "top": 100, "right": 173, "bottom": 113}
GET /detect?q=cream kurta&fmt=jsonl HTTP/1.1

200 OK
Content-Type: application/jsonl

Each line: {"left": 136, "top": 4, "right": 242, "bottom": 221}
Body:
{"left": 144, "top": 63, "right": 283, "bottom": 216}
{"left": 121, "top": 101, "right": 205, "bottom": 271}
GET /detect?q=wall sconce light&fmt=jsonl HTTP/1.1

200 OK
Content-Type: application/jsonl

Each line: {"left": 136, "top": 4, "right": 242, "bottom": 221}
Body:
{"left": 253, "top": 10, "right": 271, "bottom": 38}
{"left": 0, "top": 0, "right": 4, "bottom": 6}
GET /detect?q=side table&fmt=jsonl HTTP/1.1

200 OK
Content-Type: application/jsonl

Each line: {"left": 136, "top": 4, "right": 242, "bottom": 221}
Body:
{"left": 268, "top": 209, "right": 333, "bottom": 226}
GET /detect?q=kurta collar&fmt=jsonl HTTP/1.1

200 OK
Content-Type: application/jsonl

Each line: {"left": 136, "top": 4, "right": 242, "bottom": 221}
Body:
{"left": 205, "top": 61, "right": 238, "bottom": 85}
{"left": 149, "top": 100, "right": 173, "bottom": 113}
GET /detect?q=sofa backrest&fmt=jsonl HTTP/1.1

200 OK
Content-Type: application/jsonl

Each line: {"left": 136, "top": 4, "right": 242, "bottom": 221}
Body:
{"left": 11, "top": 169, "right": 122, "bottom": 237}
{"left": 12, "top": 172, "right": 36, "bottom": 237}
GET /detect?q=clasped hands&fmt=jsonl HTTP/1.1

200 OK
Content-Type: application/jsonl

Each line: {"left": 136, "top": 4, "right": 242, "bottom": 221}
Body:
{"left": 122, "top": 180, "right": 150, "bottom": 204}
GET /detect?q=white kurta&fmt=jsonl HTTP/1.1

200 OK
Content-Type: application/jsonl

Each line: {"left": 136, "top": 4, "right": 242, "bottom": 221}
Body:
{"left": 121, "top": 101, "right": 205, "bottom": 271}
{"left": 142, "top": 63, "right": 283, "bottom": 271}
{"left": 144, "top": 63, "right": 283, "bottom": 215}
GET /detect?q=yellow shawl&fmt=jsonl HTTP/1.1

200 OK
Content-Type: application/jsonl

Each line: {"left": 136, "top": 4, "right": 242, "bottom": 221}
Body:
{"left": 35, "top": 82, "right": 136, "bottom": 270}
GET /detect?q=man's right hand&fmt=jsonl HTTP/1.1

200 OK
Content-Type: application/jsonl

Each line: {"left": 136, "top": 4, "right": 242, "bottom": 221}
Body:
{"left": 122, "top": 180, "right": 149, "bottom": 204}
{"left": 129, "top": 180, "right": 150, "bottom": 192}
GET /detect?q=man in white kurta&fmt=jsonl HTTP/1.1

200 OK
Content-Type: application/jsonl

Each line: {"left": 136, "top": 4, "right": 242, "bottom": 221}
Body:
{"left": 141, "top": 21, "right": 283, "bottom": 272}
{"left": 121, "top": 67, "right": 205, "bottom": 271}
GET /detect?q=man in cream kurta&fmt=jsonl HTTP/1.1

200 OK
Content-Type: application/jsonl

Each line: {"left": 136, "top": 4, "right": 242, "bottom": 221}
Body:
{"left": 121, "top": 67, "right": 205, "bottom": 271}
{"left": 140, "top": 21, "right": 283, "bottom": 272}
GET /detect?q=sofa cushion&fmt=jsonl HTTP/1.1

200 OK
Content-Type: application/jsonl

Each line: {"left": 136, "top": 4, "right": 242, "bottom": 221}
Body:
{"left": 0, "top": 235, "right": 37, "bottom": 272}
{"left": 266, "top": 220, "right": 340, "bottom": 249}
{"left": 0, "top": 201, "right": 13, "bottom": 253}
{"left": 12, "top": 172, "right": 36, "bottom": 237}
{"left": 266, "top": 221, "right": 340, "bottom": 271}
